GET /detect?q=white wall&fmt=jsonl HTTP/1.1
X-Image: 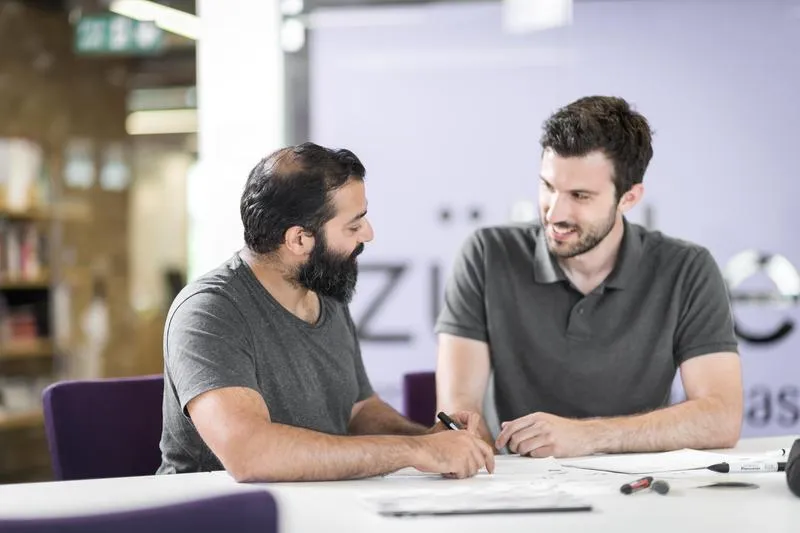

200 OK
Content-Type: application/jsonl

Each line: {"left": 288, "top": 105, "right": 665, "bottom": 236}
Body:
{"left": 191, "top": 0, "right": 285, "bottom": 280}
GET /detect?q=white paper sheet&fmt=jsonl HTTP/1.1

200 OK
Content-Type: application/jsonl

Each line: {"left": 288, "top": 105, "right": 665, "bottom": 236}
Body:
{"left": 559, "top": 449, "right": 732, "bottom": 474}
{"left": 362, "top": 480, "right": 592, "bottom": 516}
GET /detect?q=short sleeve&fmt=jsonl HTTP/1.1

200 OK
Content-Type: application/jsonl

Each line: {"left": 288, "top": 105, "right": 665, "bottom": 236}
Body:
{"left": 434, "top": 230, "right": 488, "bottom": 342}
{"left": 165, "top": 291, "right": 259, "bottom": 416}
{"left": 674, "top": 248, "right": 739, "bottom": 365}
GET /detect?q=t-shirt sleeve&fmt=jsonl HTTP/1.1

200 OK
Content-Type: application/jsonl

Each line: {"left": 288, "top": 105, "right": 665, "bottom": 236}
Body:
{"left": 165, "top": 291, "right": 258, "bottom": 417}
{"left": 674, "top": 248, "right": 740, "bottom": 365}
{"left": 345, "top": 307, "right": 374, "bottom": 402}
{"left": 434, "top": 230, "right": 488, "bottom": 342}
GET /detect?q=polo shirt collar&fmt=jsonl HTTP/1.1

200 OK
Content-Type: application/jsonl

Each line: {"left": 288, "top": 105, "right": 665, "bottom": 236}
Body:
{"left": 604, "top": 218, "right": 643, "bottom": 289}
{"left": 533, "top": 225, "right": 566, "bottom": 284}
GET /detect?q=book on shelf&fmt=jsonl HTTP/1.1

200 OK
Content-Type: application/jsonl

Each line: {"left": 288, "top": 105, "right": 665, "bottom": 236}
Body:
{"left": 0, "top": 220, "right": 47, "bottom": 283}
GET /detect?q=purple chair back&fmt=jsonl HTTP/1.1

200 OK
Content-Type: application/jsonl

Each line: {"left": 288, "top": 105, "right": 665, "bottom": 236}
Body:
{"left": 403, "top": 371, "right": 437, "bottom": 426}
{"left": 0, "top": 491, "right": 278, "bottom": 533}
{"left": 42, "top": 374, "right": 164, "bottom": 481}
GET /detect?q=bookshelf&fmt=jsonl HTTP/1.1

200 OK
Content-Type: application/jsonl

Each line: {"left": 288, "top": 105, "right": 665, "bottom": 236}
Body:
{"left": 0, "top": 139, "right": 60, "bottom": 483}
{"left": 0, "top": 409, "right": 44, "bottom": 431}
{"left": 0, "top": 2, "right": 137, "bottom": 483}
{"left": 0, "top": 338, "right": 54, "bottom": 360}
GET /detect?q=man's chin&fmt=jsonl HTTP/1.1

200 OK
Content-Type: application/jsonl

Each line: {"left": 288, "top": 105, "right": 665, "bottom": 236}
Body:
{"left": 547, "top": 242, "right": 584, "bottom": 259}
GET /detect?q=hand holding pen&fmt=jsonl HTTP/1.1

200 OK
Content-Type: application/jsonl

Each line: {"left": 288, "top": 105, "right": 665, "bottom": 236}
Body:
{"left": 437, "top": 412, "right": 463, "bottom": 431}
{"left": 411, "top": 412, "right": 495, "bottom": 478}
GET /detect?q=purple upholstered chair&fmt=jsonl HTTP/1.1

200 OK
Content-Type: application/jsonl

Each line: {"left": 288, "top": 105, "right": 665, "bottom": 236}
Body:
{"left": 42, "top": 374, "right": 164, "bottom": 481}
{"left": 402, "top": 371, "right": 437, "bottom": 426}
{"left": 0, "top": 491, "right": 278, "bottom": 533}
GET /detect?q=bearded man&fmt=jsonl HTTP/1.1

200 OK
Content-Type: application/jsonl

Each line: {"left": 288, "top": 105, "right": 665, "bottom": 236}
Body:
{"left": 158, "top": 143, "right": 494, "bottom": 481}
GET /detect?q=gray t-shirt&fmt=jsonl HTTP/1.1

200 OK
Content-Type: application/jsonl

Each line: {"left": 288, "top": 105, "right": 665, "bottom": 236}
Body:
{"left": 435, "top": 219, "right": 738, "bottom": 424}
{"left": 157, "top": 253, "right": 374, "bottom": 475}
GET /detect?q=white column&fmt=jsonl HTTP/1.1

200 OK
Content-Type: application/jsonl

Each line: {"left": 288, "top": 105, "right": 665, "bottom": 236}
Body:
{"left": 190, "top": 0, "right": 285, "bottom": 279}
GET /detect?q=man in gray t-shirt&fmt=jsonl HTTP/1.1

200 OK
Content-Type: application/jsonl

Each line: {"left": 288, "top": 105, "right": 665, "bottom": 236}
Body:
{"left": 436, "top": 97, "right": 743, "bottom": 458}
{"left": 158, "top": 143, "right": 494, "bottom": 481}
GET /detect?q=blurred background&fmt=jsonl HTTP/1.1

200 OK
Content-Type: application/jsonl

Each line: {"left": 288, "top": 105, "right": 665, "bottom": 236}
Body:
{"left": 0, "top": 0, "right": 798, "bottom": 483}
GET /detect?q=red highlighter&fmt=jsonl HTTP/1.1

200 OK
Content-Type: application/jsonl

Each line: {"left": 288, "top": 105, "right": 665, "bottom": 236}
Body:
{"left": 620, "top": 476, "right": 654, "bottom": 494}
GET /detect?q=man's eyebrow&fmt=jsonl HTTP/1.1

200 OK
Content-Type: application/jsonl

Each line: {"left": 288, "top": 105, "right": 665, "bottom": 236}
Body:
{"left": 540, "top": 176, "right": 597, "bottom": 195}
{"left": 347, "top": 210, "right": 367, "bottom": 225}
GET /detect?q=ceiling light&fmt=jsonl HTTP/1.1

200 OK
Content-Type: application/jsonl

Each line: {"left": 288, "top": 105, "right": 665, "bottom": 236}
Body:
{"left": 126, "top": 109, "right": 198, "bottom": 135}
{"left": 110, "top": 0, "right": 200, "bottom": 40}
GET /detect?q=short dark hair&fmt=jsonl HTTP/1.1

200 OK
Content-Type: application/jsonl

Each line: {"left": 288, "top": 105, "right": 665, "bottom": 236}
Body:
{"left": 539, "top": 96, "right": 653, "bottom": 199}
{"left": 240, "top": 142, "right": 366, "bottom": 254}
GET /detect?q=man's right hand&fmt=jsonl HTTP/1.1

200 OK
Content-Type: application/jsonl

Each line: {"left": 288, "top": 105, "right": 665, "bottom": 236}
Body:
{"left": 410, "top": 431, "right": 496, "bottom": 478}
{"left": 427, "top": 410, "right": 483, "bottom": 434}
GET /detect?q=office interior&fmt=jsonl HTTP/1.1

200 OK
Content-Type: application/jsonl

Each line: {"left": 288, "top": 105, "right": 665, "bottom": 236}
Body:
{"left": 0, "top": 0, "right": 797, "bottom": 513}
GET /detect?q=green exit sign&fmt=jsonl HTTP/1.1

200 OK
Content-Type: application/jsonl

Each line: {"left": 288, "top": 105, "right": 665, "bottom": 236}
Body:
{"left": 75, "top": 14, "right": 163, "bottom": 55}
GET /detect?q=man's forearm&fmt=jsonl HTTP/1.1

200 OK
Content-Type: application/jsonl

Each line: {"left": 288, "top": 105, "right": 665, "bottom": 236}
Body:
{"left": 349, "top": 397, "right": 429, "bottom": 436}
{"left": 587, "top": 397, "right": 742, "bottom": 454}
{"left": 233, "top": 421, "right": 418, "bottom": 482}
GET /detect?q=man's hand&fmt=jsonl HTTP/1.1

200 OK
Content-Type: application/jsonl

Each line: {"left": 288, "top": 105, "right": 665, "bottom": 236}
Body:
{"left": 495, "top": 412, "right": 597, "bottom": 458}
{"left": 428, "top": 411, "right": 484, "bottom": 435}
{"left": 411, "top": 431, "right": 496, "bottom": 478}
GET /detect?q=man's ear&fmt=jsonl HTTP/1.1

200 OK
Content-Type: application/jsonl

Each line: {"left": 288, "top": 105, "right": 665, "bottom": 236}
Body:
{"left": 618, "top": 184, "right": 644, "bottom": 214}
{"left": 283, "top": 226, "right": 315, "bottom": 257}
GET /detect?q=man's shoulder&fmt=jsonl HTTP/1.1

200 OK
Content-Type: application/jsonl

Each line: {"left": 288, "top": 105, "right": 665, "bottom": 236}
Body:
{"left": 632, "top": 223, "right": 711, "bottom": 265}
{"left": 167, "top": 254, "right": 250, "bottom": 321}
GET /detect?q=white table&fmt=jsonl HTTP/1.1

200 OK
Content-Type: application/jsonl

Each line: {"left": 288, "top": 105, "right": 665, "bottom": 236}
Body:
{"left": 0, "top": 436, "right": 797, "bottom": 533}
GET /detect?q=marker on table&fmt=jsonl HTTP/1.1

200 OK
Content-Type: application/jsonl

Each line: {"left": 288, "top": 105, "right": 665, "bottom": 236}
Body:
{"left": 707, "top": 461, "right": 787, "bottom": 473}
{"left": 620, "top": 476, "right": 653, "bottom": 494}
{"left": 651, "top": 480, "right": 670, "bottom": 495}
{"left": 437, "top": 411, "right": 463, "bottom": 431}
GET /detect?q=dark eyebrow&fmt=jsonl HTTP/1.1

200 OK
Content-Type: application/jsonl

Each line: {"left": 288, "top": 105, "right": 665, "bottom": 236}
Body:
{"left": 347, "top": 210, "right": 367, "bottom": 225}
{"left": 539, "top": 176, "right": 596, "bottom": 196}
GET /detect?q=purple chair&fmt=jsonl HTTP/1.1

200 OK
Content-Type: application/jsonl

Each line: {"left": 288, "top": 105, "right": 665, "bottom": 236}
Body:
{"left": 42, "top": 374, "right": 164, "bottom": 481}
{"left": 0, "top": 491, "right": 278, "bottom": 533}
{"left": 403, "top": 371, "right": 437, "bottom": 426}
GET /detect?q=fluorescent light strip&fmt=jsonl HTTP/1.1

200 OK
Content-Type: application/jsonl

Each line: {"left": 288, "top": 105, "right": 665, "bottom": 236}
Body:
{"left": 110, "top": 0, "right": 200, "bottom": 40}
{"left": 126, "top": 109, "right": 198, "bottom": 135}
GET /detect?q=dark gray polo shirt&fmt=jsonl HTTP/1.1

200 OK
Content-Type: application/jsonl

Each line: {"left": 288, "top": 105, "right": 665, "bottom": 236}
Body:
{"left": 435, "top": 219, "right": 738, "bottom": 423}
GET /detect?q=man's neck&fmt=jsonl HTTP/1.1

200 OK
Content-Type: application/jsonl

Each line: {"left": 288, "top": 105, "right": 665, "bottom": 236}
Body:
{"left": 558, "top": 217, "right": 625, "bottom": 293}
{"left": 240, "top": 248, "right": 320, "bottom": 323}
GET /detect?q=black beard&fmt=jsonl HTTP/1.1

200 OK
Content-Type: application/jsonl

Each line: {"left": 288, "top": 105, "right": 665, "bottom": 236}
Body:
{"left": 294, "top": 235, "right": 364, "bottom": 304}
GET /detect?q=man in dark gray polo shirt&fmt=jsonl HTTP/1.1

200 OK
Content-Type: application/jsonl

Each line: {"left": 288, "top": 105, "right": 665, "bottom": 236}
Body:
{"left": 435, "top": 96, "right": 743, "bottom": 458}
{"left": 158, "top": 143, "right": 494, "bottom": 481}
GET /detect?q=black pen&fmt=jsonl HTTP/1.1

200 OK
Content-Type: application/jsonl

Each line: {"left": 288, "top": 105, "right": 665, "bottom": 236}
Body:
{"left": 437, "top": 411, "right": 462, "bottom": 430}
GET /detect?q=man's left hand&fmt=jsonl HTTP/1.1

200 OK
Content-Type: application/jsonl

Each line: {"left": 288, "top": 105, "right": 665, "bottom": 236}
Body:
{"left": 494, "top": 412, "right": 598, "bottom": 458}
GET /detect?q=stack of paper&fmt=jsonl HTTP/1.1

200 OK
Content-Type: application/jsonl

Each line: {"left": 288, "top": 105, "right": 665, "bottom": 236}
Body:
{"left": 363, "top": 481, "right": 592, "bottom": 516}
